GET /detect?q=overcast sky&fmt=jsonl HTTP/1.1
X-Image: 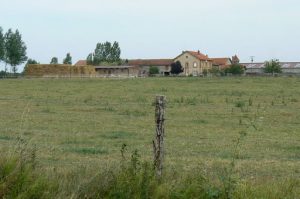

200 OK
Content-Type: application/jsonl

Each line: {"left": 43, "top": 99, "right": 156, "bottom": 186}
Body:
{"left": 1, "top": 0, "right": 300, "bottom": 71}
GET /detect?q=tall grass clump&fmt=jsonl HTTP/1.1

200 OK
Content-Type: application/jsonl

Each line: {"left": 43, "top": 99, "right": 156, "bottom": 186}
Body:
{"left": 0, "top": 148, "right": 57, "bottom": 198}
{"left": 76, "top": 149, "right": 159, "bottom": 199}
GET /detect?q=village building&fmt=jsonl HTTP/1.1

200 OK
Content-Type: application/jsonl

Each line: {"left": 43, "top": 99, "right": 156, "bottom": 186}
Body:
{"left": 128, "top": 59, "right": 173, "bottom": 76}
{"left": 242, "top": 62, "right": 300, "bottom": 75}
{"left": 174, "top": 51, "right": 213, "bottom": 76}
{"left": 211, "top": 58, "right": 232, "bottom": 70}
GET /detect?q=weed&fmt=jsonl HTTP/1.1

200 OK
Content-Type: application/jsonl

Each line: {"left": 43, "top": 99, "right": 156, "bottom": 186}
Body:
{"left": 235, "top": 100, "right": 245, "bottom": 108}
{"left": 103, "top": 131, "right": 133, "bottom": 139}
{"left": 67, "top": 147, "right": 108, "bottom": 155}
{"left": 0, "top": 135, "right": 13, "bottom": 141}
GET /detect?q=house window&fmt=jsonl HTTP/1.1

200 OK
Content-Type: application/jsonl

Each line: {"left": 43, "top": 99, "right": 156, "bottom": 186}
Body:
{"left": 186, "top": 56, "right": 189, "bottom": 59}
{"left": 193, "top": 62, "right": 197, "bottom": 68}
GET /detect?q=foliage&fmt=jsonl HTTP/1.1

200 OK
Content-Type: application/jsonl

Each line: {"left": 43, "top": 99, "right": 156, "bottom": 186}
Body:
{"left": 86, "top": 53, "right": 93, "bottom": 65}
{"left": 171, "top": 61, "right": 183, "bottom": 75}
{"left": 4, "top": 29, "right": 27, "bottom": 74}
{"left": 0, "top": 149, "right": 57, "bottom": 198}
{"left": 50, "top": 57, "right": 58, "bottom": 64}
{"left": 63, "top": 53, "right": 72, "bottom": 65}
{"left": 224, "top": 64, "right": 245, "bottom": 75}
{"left": 149, "top": 66, "right": 159, "bottom": 75}
{"left": 88, "top": 41, "right": 121, "bottom": 65}
{"left": 203, "top": 69, "right": 208, "bottom": 76}
{"left": 0, "top": 27, "right": 4, "bottom": 62}
{"left": 264, "top": 59, "right": 282, "bottom": 74}
{"left": 26, "top": 58, "right": 39, "bottom": 65}
{"left": 0, "top": 70, "right": 6, "bottom": 78}
{"left": 209, "top": 67, "right": 221, "bottom": 76}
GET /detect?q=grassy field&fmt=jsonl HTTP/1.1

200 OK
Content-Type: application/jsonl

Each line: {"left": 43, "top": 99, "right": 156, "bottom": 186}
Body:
{"left": 0, "top": 77, "right": 299, "bottom": 198}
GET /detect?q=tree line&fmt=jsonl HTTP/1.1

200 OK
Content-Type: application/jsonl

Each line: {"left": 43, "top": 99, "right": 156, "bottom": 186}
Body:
{"left": 86, "top": 41, "right": 122, "bottom": 65}
{"left": 0, "top": 27, "right": 27, "bottom": 76}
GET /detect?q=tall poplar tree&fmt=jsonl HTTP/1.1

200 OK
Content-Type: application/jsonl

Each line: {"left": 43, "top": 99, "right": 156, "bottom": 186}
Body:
{"left": 4, "top": 29, "right": 27, "bottom": 75}
{"left": 0, "top": 27, "right": 5, "bottom": 63}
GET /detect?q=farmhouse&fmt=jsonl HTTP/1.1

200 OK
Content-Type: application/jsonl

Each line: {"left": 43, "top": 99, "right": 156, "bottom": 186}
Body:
{"left": 74, "top": 51, "right": 238, "bottom": 77}
{"left": 242, "top": 62, "right": 300, "bottom": 75}
{"left": 174, "top": 51, "right": 213, "bottom": 76}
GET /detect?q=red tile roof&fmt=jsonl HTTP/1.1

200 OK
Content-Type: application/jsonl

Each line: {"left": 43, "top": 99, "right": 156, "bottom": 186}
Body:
{"left": 187, "top": 51, "right": 211, "bottom": 61}
{"left": 128, "top": 59, "right": 173, "bottom": 66}
{"left": 74, "top": 60, "right": 87, "bottom": 66}
{"left": 211, "top": 58, "right": 231, "bottom": 66}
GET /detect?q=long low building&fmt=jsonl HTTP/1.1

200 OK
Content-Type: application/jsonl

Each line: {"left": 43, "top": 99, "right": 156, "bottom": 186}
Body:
{"left": 94, "top": 65, "right": 139, "bottom": 77}
{"left": 242, "top": 62, "right": 300, "bottom": 74}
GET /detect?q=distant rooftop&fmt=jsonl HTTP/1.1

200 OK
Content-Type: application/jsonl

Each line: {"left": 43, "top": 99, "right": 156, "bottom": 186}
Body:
{"left": 242, "top": 62, "right": 300, "bottom": 68}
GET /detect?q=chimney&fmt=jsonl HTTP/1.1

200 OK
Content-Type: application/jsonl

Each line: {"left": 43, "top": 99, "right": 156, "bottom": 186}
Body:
{"left": 198, "top": 50, "right": 200, "bottom": 54}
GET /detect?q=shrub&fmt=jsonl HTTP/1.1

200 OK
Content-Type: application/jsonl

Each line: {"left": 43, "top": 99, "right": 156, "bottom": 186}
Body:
{"left": 209, "top": 67, "right": 221, "bottom": 76}
{"left": 224, "top": 64, "right": 245, "bottom": 75}
{"left": 149, "top": 66, "right": 159, "bottom": 75}
{"left": 171, "top": 61, "right": 183, "bottom": 75}
{"left": 264, "top": 59, "right": 282, "bottom": 74}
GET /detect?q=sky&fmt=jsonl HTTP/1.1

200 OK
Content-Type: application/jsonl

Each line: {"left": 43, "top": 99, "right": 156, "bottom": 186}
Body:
{"left": 1, "top": 0, "right": 300, "bottom": 72}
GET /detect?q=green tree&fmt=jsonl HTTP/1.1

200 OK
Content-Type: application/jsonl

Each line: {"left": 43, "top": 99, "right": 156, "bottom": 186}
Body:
{"left": 264, "top": 59, "right": 282, "bottom": 74}
{"left": 4, "top": 29, "right": 27, "bottom": 75}
{"left": 0, "top": 27, "right": 4, "bottom": 63}
{"left": 63, "top": 53, "right": 72, "bottom": 65}
{"left": 103, "top": 41, "right": 112, "bottom": 62}
{"left": 109, "top": 41, "right": 121, "bottom": 63}
{"left": 86, "top": 53, "right": 93, "bottom": 65}
{"left": 149, "top": 66, "right": 159, "bottom": 75}
{"left": 93, "top": 43, "right": 105, "bottom": 65}
{"left": 0, "top": 70, "right": 6, "bottom": 78}
{"left": 90, "top": 41, "right": 121, "bottom": 65}
{"left": 209, "top": 66, "right": 221, "bottom": 76}
{"left": 224, "top": 64, "right": 244, "bottom": 75}
{"left": 50, "top": 57, "right": 58, "bottom": 64}
{"left": 171, "top": 61, "right": 183, "bottom": 75}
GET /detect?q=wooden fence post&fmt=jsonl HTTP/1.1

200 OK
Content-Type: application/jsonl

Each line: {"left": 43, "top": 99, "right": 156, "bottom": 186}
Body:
{"left": 153, "top": 95, "right": 166, "bottom": 177}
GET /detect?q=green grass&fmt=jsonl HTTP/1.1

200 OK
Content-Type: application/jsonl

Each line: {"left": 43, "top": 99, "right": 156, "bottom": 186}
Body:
{"left": 0, "top": 77, "right": 299, "bottom": 197}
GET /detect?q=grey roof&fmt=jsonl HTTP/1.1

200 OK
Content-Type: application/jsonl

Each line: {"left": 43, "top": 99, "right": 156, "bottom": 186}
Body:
{"left": 241, "top": 62, "right": 300, "bottom": 69}
{"left": 94, "top": 65, "right": 135, "bottom": 69}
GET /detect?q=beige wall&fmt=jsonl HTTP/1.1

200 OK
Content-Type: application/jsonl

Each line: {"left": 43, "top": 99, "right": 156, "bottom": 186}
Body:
{"left": 96, "top": 68, "right": 139, "bottom": 76}
{"left": 174, "top": 52, "right": 212, "bottom": 76}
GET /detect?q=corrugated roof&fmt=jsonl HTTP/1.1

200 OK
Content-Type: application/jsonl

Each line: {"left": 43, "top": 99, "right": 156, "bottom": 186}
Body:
{"left": 242, "top": 62, "right": 300, "bottom": 69}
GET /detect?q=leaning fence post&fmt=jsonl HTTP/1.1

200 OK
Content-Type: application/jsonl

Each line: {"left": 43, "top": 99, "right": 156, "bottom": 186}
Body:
{"left": 153, "top": 95, "right": 166, "bottom": 178}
